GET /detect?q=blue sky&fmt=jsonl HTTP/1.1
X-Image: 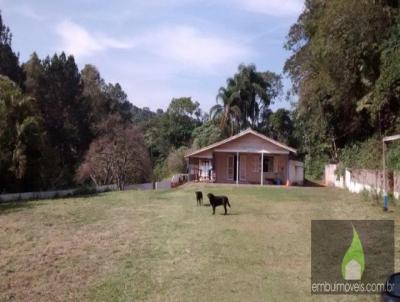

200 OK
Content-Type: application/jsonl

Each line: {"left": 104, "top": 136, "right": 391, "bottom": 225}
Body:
{"left": 0, "top": 0, "right": 303, "bottom": 112}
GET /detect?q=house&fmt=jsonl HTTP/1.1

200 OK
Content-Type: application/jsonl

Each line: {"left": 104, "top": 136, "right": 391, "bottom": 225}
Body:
{"left": 185, "top": 128, "right": 304, "bottom": 185}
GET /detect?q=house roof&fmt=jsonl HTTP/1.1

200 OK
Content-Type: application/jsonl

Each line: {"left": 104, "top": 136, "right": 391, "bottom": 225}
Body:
{"left": 185, "top": 128, "right": 296, "bottom": 158}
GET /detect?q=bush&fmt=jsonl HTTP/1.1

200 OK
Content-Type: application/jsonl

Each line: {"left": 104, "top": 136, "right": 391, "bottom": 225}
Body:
{"left": 337, "top": 138, "right": 382, "bottom": 174}
{"left": 304, "top": 152, "right": 329, "bottom": 180}
{"left": 361, "top": 189, "right": 370, "bottom": 202}
{"left": 387, "top": 141, "right": 400, "bottom": 171}
{"left": 167, "top": 146, "right": 190, "bottom": 174}
{"left": 73, "top": 184, "right": 97, "bottom": 196}
{"left": 153, "top": 160, "right": 169, "bottom": 181}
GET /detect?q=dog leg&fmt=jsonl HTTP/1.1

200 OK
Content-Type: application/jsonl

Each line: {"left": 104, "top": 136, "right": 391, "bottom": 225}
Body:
{"left": 212, "top": 206, "right": 215, "bottom": 215}
{"left": 224, "top": 204, "right": 227, "bottom": 215}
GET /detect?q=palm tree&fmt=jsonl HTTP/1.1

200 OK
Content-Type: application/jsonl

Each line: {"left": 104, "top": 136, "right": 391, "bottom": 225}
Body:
{"left": 210, "top": 85, "right": 241, "bottom": 136}
{"left": 211, "top": 64, "right": 282, "bottom": 135}
{"left": 234, "top": 64, "right": 276, "bottom": 129}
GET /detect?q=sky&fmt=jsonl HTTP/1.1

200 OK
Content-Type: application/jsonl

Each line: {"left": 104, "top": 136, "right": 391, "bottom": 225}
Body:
{"left": 0, "top": 0, "right": 303, "bottom": 112}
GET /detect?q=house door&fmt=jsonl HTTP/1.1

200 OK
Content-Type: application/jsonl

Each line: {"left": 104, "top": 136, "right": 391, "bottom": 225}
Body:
{"left": 240, "top": 155, "right": 246, "bottom": 181}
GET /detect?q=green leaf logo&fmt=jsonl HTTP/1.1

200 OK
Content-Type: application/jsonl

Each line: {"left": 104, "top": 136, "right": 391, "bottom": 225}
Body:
{"left": 341, "top": 224, "right": 365, "bottom": 280}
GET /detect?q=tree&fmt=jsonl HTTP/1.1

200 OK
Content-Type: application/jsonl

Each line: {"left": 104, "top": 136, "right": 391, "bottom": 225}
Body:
{"left": 35, "top": 53, "right": 91, "bottom": 187}
{"left": 211, "top": 64, "right": 282, "bottom": 135}
{"left": 265, "top": 109, "right": 294, "bottom": 145}
{"left": 0, "top": 76, "right": 45, "bottom": 192}
{"left": 285, "top": 0, "right": 396, "bottom": 152}
{"left": 191, "top": 121, "right": 225, "bottom": 149}
{"left": 284, "top": 0, "right": 400, "bottom": 177}
{"left": 0, "top": 12, "right": 24, "bottom": 85}
{"left": 166, "top": 97, "right": 201, "bottom": 147}
{"left": 23, "top": 52, "right": 43, "bottom": 96}
{"left": 167, "top": 146, "right": 190, "bottom": 174}
{"left": 210, "top": 86, "right": 241, "bottom": 136}
{"left": 103, "top": 82, "right": 133, "bottom": 123}
{"left": 76, "top": 122, "right": 151, "bottom": 190}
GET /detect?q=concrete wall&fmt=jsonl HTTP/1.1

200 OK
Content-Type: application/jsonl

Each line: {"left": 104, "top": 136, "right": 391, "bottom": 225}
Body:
{"left": 325, "top": 164, "right": 345, "bottom": 188}
{"left": 288, "top": 160, "right": 304, "bottom": 185}
{"left": 0, "top": 181, "right": 171, "bottom": 203}
{"left": 324, "top": 164, "right": 399, "bottom": 197}
{"left": 395, "top": 172, "right": 400, "bottom": 199}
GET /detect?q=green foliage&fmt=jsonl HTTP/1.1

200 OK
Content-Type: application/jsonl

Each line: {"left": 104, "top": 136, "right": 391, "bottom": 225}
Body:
{"left": 285, "top": 0, "right": 400, "bottom": 164}
{"left": 73, "top": 184, "right": 97, "bottom": 197}
{"left": 337, "top": 139, "right": 383, "bottom": 175}
{"left": 211, "top": 64, "right": 282, "bottom": 136}
{"left": 191, "top": 122, "right": 224, "bottom": 149}
{"left": 153, "top": 160, "right": 169, "bottom": 181}
{"left": 0, "top": 75, "right": 45, "bottom": 191}
{"left": 304, "top": 152, "right": 329, "bottom": 180}
{"left": 387, "top": 141, "right": 400, "bottom": 171}
{"left": 0, "top": 13, "right": 23, "bottom": 84}
{"left": 261, "top": 109, "right": 294, "bottom": 146}
{"left": 144, "top": 97, "right": 201, "bottom": 164}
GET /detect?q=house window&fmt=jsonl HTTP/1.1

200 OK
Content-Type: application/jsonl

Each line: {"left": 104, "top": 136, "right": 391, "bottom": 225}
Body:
{"left": 262, "top": 156, "right": 274, "bottom": 173}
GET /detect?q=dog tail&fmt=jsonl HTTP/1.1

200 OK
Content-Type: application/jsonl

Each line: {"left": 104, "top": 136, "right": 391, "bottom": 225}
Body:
{"left": 227, "top": 198, "right": 231, "bottom": 208}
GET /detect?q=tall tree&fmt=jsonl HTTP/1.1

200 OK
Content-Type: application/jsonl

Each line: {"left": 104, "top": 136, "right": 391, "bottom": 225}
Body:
{"left": 35, "top": 53, "right": 91, "bottom": 187}
{"left": 0, "top": 76, "right": 45, "bottom": 192}
{"left": 210, "top": 86, "right": 241, "bottom": 136}
{"left": 0, "top": 12, "right": 24, "bottom": 85}
{"left": 285, "top": 0, "right": 398, "bottom": 158}
{"left": 211, "top": 64, "right": 282, "bottom": 135}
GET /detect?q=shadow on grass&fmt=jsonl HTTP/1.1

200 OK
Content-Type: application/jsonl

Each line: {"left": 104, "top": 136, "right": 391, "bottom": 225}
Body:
{"left": 0, "top": 201, "right": 41, "bottom": 215}
{"left": 302, "top": 179, "right": 325, "bottom": 187}
{"left": 218, "top": 213, "right": 239, "bottom": 216}
{"left": 0, "top": 191, "right": 110, "bottom": 215}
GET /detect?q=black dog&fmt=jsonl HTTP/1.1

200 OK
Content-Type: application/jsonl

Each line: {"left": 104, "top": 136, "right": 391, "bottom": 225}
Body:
{"left": 195, "top": 191, "right": 203, "bottom": 206}
{"left": 207, "top": 193, "right": 231, "bottom": 215}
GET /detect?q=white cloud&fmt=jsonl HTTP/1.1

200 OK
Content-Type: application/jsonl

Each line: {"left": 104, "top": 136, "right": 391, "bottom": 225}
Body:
{"left": 137, "top": 25, "right": 249, "bottom": 73}
{"left": 56, "top": 20, "right": 133, "bottom": 58}
{"left": 235, "top": 0, "right": 303, "bottom": 17}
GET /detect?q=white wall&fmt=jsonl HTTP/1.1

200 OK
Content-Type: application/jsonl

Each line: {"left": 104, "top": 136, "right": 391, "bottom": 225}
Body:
{"left": 288, "top": 160, "right": 304, "bottom": 185}
{"left": 0, "top": 181, "right": 171, "bottom": 203}
{"left": 325, "top": 164, "right": 345, "bottom": 188}
{"left": 324, "top": 164, "right": 398, "bottom": 197}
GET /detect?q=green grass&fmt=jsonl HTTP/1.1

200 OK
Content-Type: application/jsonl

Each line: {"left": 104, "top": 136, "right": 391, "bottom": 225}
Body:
{"left": 0, "top": 184, "right": 399, "bottom": 301}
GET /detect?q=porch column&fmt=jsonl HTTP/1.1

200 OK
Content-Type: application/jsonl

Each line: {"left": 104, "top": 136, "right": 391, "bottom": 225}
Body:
{"left": 261, "top": 152, "right": 264, "bottom": 186}
{"left": 236, "top": 152, "right": 239, "bottom": 185}
{"left": 286, "top": 156, "right": 290, "bottom": 186}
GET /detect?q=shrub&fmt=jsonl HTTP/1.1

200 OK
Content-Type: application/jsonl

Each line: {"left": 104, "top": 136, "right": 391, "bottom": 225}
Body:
{"left": 167, "top": 146, "right": 190, "bottom": 174}
{"left": 361, "top": 189, "right": 370, "bottom": 202}
{"left": 304, "top": 152, "right": 329, "bottom": 180}
{"left": 73, "top": 184, "right": 97, "bottom": 197}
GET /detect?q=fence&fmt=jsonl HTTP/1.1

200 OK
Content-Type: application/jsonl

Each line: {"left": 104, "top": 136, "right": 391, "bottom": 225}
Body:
{"left": 325, "top": 164, "right": 400, "bottom": 198}
{"left": 0, "top": 180, "right": 172, "bottom": 203}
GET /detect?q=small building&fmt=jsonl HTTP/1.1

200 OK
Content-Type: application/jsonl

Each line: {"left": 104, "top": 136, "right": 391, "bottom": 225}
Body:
{"left": 185, "top": 128, "right": 303, "bottom": 185}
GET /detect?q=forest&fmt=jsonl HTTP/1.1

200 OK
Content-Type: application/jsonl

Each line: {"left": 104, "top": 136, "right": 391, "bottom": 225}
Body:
{"left": 1, "top": 0, "right": 400, "bottom": 193}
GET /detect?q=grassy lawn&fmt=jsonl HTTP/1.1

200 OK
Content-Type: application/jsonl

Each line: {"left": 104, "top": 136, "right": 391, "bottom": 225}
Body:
{"left": 1, "top": 184, "right": 399, "bottom": 301}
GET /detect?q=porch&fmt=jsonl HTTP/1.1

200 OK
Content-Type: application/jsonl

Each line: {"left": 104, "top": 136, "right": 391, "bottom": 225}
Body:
{"left": 188, "top": 151, "right": 289, "bottom": 186}
{"left": 185, "top": 128, "right": 303, "bottom": 186}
